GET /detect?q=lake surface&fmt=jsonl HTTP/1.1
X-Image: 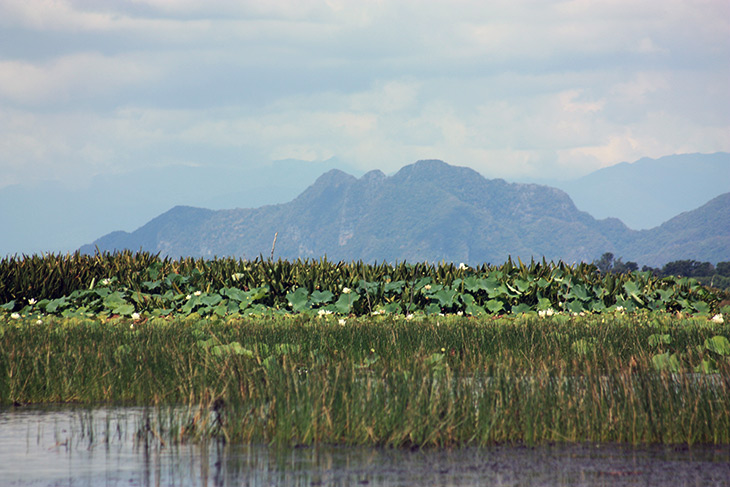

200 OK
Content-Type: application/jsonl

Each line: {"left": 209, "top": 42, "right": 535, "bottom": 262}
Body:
{"left": 1, "top": 406, "right": 729, "bottom": 486}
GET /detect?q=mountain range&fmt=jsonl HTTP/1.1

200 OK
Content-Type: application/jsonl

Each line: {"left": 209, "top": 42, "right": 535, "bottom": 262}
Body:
{"left": 549, "top": 152, "right": 730, "bottom": 229}
{"left": 0, "top": 157, "right": 360, "bottom": 256}
{"left": 2, "top": 152, "right": 728, "bottom": 257}
{"left": 80, "top": 160, "right": 730, "bottom": 267}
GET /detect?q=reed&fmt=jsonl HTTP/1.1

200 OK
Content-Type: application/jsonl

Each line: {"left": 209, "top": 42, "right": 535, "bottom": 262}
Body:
{"left": 1, "top": 314, "right": 728, "bottom": 446}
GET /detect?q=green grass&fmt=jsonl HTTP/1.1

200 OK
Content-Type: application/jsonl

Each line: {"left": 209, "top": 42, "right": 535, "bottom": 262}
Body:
{"left": 1, "top": 312, "right": 728, "bottom": 446}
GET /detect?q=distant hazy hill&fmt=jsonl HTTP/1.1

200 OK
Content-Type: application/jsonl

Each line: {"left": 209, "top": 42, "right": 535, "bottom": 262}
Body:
{"left": 623, "top": 192, "right": 730, "bottom": 266}
{"left": 552, "top": 152, "right": 730, "bottom": 230}
{"left": 80, "top": 160, "right": 730, "bottom": 266}
{"left": 0, "top": 157, "right": 359, "bottom": 256}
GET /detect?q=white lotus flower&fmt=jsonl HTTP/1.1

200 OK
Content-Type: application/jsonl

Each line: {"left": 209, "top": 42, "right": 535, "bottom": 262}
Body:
{"left": 338, "top": 319, "right": 346, "bottom": 326}
{"left": 194, "top": 291, "right": 202, "bottom": 296}
{"left": 28, "top": 298, "right": 37, "bottom": 305}
{"left": 424, "top": 285, "right": 432, "bottom": 291}
{"left": 342, "top": 287, "right": 351, "bottom": 294}
{"left": 131, "top": 312, "right": 141, "bottom": 320}
{"left": 711, "top": 314, "right": 724, "bottom": 323}
{"left": 538, "top": 309, "right": 555, "bottom": 318}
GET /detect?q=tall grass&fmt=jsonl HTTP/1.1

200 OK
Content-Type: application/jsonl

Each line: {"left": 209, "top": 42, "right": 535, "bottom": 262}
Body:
{"left": 1, "top": 314, "right": 728, "bottom": 446}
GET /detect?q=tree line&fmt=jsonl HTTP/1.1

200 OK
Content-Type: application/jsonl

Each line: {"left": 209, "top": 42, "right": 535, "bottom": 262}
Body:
{"left": 594, "top": 252, "right": 730, "bottom": 290}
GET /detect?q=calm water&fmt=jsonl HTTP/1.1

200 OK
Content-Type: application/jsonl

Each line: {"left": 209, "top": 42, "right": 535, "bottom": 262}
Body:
{"left": 1, "top": 406, "right": 729, "bottom": 487}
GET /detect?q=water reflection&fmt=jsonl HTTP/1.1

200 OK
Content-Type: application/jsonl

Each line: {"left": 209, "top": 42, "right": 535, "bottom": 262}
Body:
{"left": 1, "top": 406, "right": 729, "bottom": 487}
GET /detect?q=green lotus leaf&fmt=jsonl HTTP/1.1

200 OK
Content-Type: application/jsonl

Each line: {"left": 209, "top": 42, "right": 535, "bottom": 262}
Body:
{"left": 652, "top": 352, "right": 681, "bottom": 373}
{"left": 705, "top": 335, "right": 730, "bottom": 356}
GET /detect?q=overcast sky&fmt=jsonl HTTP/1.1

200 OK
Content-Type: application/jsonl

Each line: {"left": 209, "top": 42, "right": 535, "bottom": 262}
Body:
{"left": 1, "top": 0, "right": 729, "bottom": 190}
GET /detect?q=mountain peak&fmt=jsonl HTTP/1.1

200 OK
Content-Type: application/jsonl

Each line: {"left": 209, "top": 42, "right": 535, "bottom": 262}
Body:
{"left": 360, "top": 169, "right": 386, "bottom": 182}
{"left": 393, "top": 159, "right": 483, "bottom": 185}
{"left": 313, "top": 168, "right": 357, "bottom": 186}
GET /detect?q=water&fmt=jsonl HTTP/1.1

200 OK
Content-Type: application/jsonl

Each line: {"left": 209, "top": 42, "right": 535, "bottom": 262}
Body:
{"left": 1, "top": 406, "right": 729, "bottom": 486}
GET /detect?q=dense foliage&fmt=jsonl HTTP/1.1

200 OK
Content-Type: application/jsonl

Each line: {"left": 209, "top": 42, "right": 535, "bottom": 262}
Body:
{"left": 0, "top": 252, "right": 722, "bottom": 319}
{"left": 1, "top": 252, "right": 728, "bottom": 447}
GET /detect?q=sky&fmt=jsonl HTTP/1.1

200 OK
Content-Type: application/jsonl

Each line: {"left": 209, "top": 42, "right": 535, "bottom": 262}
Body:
{"left": 0, "top": 0, "right": 729, "bottom": 192}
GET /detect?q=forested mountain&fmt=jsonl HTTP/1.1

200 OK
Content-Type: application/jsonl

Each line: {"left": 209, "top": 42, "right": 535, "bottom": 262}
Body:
{"left": 80, "top": 160, "right": 730, "bottom": 267}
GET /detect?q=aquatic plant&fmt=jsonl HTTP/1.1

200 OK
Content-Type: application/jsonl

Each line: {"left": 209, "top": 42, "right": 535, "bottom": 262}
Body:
{"left": 1, "top": 313, "right": 728, "bottom": 446}
{"left": 0, "top": 253, "right": 720, "bottom": 319}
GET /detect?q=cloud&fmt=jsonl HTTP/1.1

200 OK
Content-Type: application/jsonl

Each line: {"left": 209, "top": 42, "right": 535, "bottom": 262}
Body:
{"left": 0, "top": 52, "right": 162, "bottom": 106}
{"left": 0, "top": 0, "right": 728, "bottom": 189}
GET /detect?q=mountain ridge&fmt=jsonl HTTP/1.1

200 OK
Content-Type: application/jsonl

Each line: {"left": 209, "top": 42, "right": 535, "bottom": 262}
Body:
{"left": 80, "top": 159, "right": 729, "bottom": 266}
{"left": 551, "top": 152, "right": 730, "bottom": 229}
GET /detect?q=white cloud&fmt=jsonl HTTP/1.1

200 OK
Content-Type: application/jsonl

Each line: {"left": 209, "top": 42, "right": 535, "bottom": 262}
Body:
{"left": 0, "top": 52, "right": 162, "bottom": 106}
{"left": 0, "top": 0, "right": 728, "bottom": 189}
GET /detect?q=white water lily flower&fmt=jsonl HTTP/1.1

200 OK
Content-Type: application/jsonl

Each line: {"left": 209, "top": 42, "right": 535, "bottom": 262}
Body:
{"left": 342, "top": 287, "right": 351, "bottom": 294}
{"left": 101, "top": 278, "right": 111, "bottom": 286}
{"left": 186, "top": 294, "right": 192, "bottom": 300}
{"left": 457, "top": 311, "right": 464, "bottom": 316}
{"left": 538, "top": 309, "right": 555, "bottom": 318}
{"left": 424, "top": 284, "right": 432, "bottom": 291}
{"left": 194, "top": 291, "right": 202, "bottom": 296}
{"left": 317, "top": 309, "right": 333, "bottom": 316}
{"left": 28, "top": 298, "right": 37, "bottom": 305}
{"left": 711, "top": 314, "right": 724, "bottom": 323}
{"left": 36, "top": 319, "right": 43, "bottom": 325}
{"left": 616, "top": 306, "right": 625, "bottom": 312}
{"left": 131, "top": 312, "right": 141, "bottom": 320}
{"left": 458, "top": 263, "right": 468, "bottom": 270}
{"left": 405, "top": 314, "right": 414, "bottom": 320}
{"left": 338, "top": 319, "right": 346, "bottom": 326}
{"left": 10, "top": 313, "right": 20, "bottom": 319}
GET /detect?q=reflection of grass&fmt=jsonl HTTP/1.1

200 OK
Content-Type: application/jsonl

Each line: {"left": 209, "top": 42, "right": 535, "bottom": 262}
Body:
{"left": 1, "top": 313, "right": 728, "bottom": 446}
